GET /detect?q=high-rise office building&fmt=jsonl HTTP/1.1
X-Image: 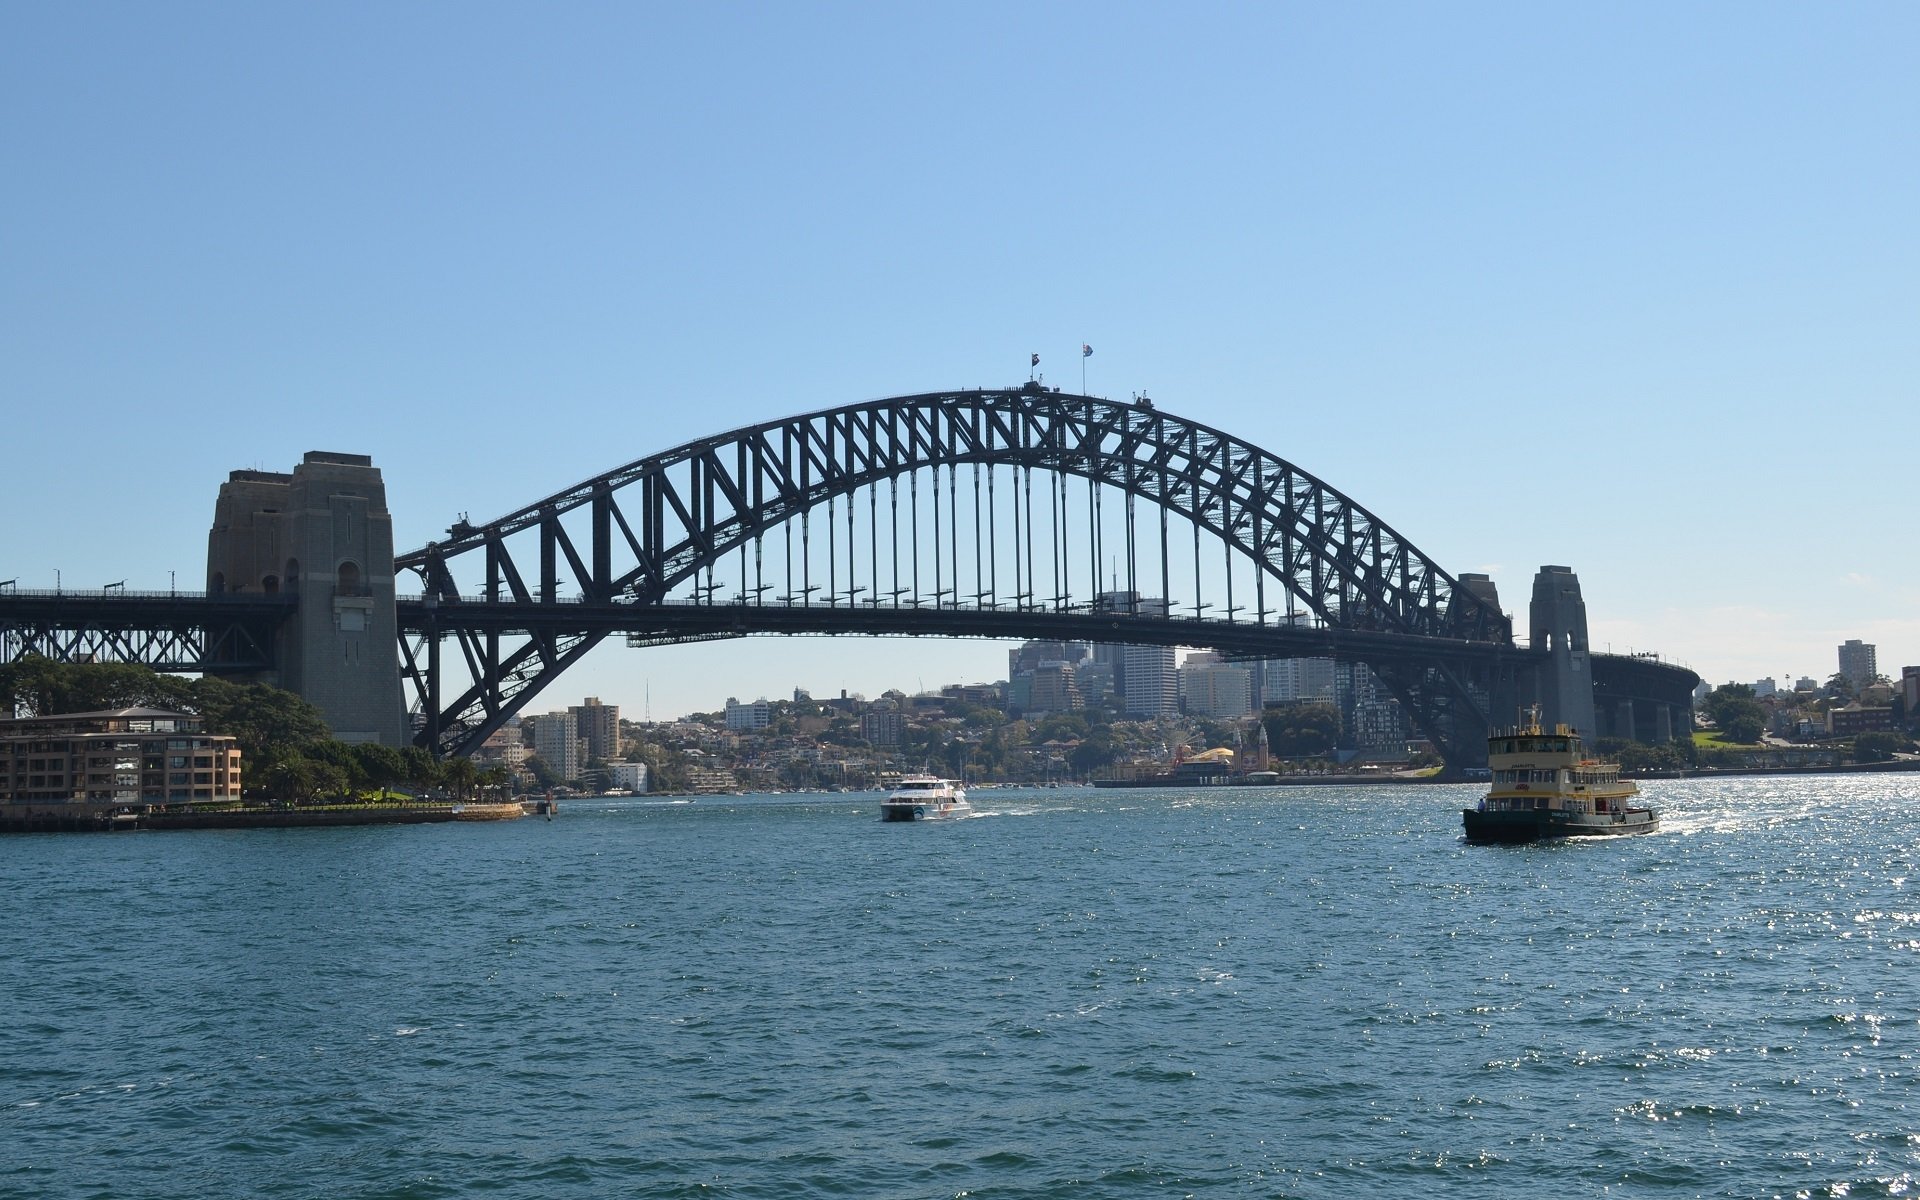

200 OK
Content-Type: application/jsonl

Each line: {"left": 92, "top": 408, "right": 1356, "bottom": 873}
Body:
{"left": 1123, "top": 643, "right": 1178, "bottom": 717}
{"left": 1092, "top": 592, "right": 1177, "bottom": 717}
{"left": 1027, "top": 662, "right": 1085, "bottom": 713}
{"left": 1260, "top": 657, "right": 1337, "bottom": 705}
{"left": 1181, "top": 660, "right": 1254, "bottom": 718}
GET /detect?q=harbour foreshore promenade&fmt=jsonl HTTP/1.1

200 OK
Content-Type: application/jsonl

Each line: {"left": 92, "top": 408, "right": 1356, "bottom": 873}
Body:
{"left": 1, "top": 799, "right": 527, "bottom": 833}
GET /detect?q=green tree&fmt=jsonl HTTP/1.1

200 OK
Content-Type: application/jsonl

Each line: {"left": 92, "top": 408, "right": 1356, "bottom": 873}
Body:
{"left": 1192, "top": 718, "right": 1237, "bottom": 751}
{"left": 262, "top": 753, "right": 320, "bottom": 804}
{"left": 186, "top": 677, "right": 331, "bottom": 764}
{"left": 308, "top": 761, "right": 352, "bottom": 802}
{"left": 401, "top": 747, "right": 442, "bottom": 790}
{"left": 1030, "top": 713, "right": 1091, "bottom": 743}
{"left": 1263, "top": 702, "right": 1340, "bottom": 758}
{"left": 1720, "top": 705, "right": 1767, "bottom": 744}
{"left": 1067, "top": 730, "right": 1115, "bottom": 778}
{"left": 443, "top": 756, "right": 480, "bottom": 800}
{"left": 1700, "top": 684, "right": 1756, "bottom": 727}
{"left": 353, "top": 743, "right": 409, "bottom": 795}
{"left": 304, "top": 740, "right": 372, "bottom": 793}
{"left": 0, "top": 656, "right": 191, "bottom": 718}
{"left": 524, "top": 754, "right": 563, "bottom": 788}
{"left": 1853, "top": 732, "right": 1910, "bottom": 764}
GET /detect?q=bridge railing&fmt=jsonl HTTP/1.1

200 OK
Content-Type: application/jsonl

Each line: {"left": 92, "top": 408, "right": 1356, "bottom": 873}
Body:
{"left": 398, "top": 591, "right": 1348, "bottom": 627}
{"left": 0, "top": 588, "right": 296, "bottom": 603}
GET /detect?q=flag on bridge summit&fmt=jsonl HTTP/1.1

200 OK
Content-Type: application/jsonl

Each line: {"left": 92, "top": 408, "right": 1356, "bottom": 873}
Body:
{"left": 1031, "top": 352, "right": 1040, "bottom": 367}
{"left": 1082, "top": 343, "right": 1093, "bottom": 357}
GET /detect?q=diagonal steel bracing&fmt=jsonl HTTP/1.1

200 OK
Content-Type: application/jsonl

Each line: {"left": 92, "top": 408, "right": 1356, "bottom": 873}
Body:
{"left": 396, "top": 388, "right": 1517, "bottom": 763}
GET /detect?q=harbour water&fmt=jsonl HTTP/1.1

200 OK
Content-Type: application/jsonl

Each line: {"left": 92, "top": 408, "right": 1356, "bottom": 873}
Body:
{"left": 6, "top": 775, "right": 1920, "bottom": 1198}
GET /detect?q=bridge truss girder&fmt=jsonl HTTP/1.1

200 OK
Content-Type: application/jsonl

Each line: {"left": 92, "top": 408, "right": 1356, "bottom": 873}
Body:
{"left": 0, "top": 593, "right": 289, "bottom": 674}
{"left": 398, "top": 389, "right": 1517, "bottom": 765}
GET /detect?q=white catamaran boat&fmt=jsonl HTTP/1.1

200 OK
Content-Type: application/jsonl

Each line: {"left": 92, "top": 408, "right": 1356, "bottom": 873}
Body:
{"left": 881, "top": 775, "right": 971, "bottom": 822}
{"left": 1462, "top": 708, "right": 1659, "bottom": 843}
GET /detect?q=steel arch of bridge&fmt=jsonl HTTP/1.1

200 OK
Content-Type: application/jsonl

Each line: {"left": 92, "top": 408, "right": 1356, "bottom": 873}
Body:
{"left": 397, "top": 388, "right": 1516, "bottom": 761}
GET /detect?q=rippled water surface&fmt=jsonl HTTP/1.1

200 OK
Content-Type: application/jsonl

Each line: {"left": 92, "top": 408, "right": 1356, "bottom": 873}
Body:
{"left": 7, "top": 775, "right": 1920, "bottom": 1198}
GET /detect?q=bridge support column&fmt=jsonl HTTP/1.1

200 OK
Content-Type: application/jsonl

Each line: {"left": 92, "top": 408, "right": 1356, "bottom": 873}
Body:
{"left": 1528, "top": 565, "right": 1597, "bottom": 739}
{"left": 1655, "top": 702, "right": 1674, "bottom": 744}
{"left": 1615, "top": 699, "right": 1635, "bottom": 742}
{"left": 207, "top": 452, "right": 408, "bottom": 746}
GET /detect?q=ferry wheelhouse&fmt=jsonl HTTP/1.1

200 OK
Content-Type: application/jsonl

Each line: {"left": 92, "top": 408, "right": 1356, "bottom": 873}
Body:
{"left": 1462, "top": 711, "right": 1658, "bottom": 843}
{"left": 880, "top": 775, "right": 971, "bottom": 822}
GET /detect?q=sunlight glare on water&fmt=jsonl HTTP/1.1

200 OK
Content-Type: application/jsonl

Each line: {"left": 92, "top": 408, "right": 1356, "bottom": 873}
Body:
{"left": 5, "top": 774, "right": 1920, "bottom": 1198}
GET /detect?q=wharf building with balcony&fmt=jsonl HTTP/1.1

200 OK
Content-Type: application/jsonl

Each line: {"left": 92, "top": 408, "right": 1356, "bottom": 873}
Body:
{"left": 0, "top": 707, "right": 242, "bottom": 807}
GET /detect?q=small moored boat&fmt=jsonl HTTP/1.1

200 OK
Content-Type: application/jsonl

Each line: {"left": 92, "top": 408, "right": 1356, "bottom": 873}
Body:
{"left": 1462, "top": 709, "right": 1658, "bottom": 843}
{"left": 881, "top": 775, "right": 971, "bottom": 822}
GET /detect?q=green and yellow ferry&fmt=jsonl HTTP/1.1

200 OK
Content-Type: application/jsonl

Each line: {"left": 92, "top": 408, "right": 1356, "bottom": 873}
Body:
{"left": 1462, "top": 709, "right": 1658, "bottom": 843}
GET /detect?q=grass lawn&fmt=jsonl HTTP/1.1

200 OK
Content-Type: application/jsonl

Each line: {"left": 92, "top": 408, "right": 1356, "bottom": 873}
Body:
{"left": 1694, "top": 729, "right": 1764, "bottom": 750}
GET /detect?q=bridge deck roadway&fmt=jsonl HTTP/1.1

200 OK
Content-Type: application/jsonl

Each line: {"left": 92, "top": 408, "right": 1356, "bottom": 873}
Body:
{"left": 396, "top": 597, "right": 1534, "bottom": 667}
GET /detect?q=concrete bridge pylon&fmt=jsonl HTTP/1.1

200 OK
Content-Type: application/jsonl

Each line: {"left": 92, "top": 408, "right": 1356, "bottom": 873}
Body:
{"left": 1526, "top": 564, "right": 1598, "bottom": 739}
{"left": 206, "top": 451, "right": 407, "bottom": 746}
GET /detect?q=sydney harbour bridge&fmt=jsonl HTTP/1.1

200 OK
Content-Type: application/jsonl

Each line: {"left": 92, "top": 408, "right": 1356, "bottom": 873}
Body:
{"left": 0, "top": 386, "right": 1697, "bottom": 771}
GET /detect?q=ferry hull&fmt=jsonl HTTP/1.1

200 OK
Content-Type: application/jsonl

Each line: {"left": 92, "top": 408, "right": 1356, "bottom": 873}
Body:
{"left": 881, "top": 801, "right": 968, "bottom": 822}
{"left": 1461, "top": 808, "right": 1659, "bottom": 843}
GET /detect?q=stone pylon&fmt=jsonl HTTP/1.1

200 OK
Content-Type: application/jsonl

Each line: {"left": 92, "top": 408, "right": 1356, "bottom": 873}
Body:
{"left": 206, "top": 452, "right": 407, "bottom": 746}
{"left": 1527, "top": 565, "right": 1597, "bottom": 738}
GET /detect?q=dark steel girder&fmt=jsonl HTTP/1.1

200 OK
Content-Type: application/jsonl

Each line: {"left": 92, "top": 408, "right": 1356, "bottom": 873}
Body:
{"left": 0, "top": 592, "right": 291, "bottom": 674}
{"left": 396, "top": 389, "right": 1516, "bottom": 762}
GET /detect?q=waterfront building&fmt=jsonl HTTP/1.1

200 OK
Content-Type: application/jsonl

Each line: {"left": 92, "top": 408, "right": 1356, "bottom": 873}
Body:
{"left": 570, "top": 697, "right": 621, "bottom": 762}
{"left": 724, "top": 697, "right": 772, "bottom": 732}
{"left": 0, "top": 708, "right": 242, "bottom": 805}
{"left": 1352, "top": 696, "right": 1411, "bottom": 756}
{"left": 1904, "top": 666, "right": 1920, "bottom": 716}
{"left": 475, "top": 724, "right": 527, "bottom": 772}
{"left": 1839, "top": 640, "right": 1878, "bottom": 691}
{"left": 526, "top": 712, "right": 582, "bottom": 781}
{"left": 607, "top": 762, "right": 650, "bottom": 793}
{"left": 1827, "top": 704, "right": 1894, "bottom": 737}
{"left": 860, "top": 702, "right": 905, "bottom": 747}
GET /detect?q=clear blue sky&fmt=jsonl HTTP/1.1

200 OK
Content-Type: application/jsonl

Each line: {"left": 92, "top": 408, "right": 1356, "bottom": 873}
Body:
{"left": 4, "top": 3, "right": 1915, "bottom": 718}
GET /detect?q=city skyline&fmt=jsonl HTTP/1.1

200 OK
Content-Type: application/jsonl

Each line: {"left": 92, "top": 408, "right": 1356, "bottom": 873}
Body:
{"left": 4, "top": 6, "right": 1914, "bottom": 721}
